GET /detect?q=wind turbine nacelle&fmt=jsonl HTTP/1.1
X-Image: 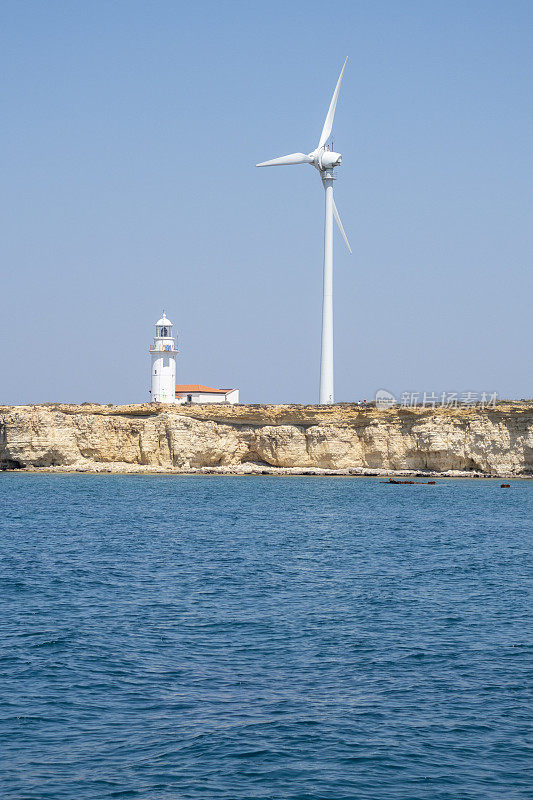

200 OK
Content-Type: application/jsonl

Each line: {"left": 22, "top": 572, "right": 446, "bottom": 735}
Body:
{"left": 319, "top": 151, "right": 342, "bottom": 170}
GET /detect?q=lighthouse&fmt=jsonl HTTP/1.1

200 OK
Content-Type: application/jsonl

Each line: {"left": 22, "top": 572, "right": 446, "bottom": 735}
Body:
{"left": 149, "top": 313, "right": 178, "bottom": 403}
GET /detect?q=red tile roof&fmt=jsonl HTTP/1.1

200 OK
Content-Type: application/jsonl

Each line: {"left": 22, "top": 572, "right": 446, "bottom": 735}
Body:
{"left": 175, "top": 384, "right": 230, "bottom": 395}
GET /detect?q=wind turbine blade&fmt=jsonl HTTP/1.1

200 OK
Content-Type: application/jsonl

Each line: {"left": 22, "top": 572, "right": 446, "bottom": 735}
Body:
{"left": 318, "top": 57, "right": 348, "bottom": 149}
{"left": 333, "top": 198, "right": 352, "bottom": 254}
{"left": 256, "top": 153, "right": 313, "bottom": 167}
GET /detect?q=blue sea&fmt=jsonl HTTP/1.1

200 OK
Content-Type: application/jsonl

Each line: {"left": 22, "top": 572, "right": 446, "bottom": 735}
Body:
{"left": 0, "top": 474, "right": 531, "bottom": 800}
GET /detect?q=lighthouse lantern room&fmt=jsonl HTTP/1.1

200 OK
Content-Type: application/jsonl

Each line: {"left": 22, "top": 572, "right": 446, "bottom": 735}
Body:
{"left": 149, "top": 312, "right": 178, "bottom": 403}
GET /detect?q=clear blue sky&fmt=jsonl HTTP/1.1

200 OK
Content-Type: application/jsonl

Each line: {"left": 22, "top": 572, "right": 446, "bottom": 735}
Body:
{"left": 1, "top": 0, "right": 532, "bottom": 405}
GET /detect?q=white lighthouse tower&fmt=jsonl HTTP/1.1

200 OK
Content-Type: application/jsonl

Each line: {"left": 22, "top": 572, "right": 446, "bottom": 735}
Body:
{"left": 149, "top": 312, "right": 178, "bottom": 403}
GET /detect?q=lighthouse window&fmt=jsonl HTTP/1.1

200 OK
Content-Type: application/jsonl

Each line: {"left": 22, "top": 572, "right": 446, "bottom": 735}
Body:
{"left": 161, "top": 327, "right": 168, "bottom": 337}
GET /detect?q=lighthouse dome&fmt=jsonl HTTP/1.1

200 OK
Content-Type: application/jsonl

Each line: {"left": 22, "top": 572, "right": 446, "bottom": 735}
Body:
{"left": 156, "top": 312, "right": 173, "bottom": 327}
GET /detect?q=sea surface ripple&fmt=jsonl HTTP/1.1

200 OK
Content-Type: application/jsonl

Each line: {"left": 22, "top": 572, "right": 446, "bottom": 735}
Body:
{"left": 0, "top": 474, "right": 531, "bottom": 799}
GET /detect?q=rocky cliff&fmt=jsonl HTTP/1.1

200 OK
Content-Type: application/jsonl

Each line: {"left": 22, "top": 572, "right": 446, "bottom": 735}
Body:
{"left": 1, "top": 402, "right": 532, "bottom": 476}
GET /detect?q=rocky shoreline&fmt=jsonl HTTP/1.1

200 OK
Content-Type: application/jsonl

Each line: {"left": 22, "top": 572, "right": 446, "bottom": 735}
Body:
{"left": 12, "top": 465, "right": 531, "bottom": 479}
{"left": 1, "top": 401, "right": 532, "bottom": 477}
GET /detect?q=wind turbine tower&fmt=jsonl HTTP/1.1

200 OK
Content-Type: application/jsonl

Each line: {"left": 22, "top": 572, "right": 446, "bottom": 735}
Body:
{"left": 257, "top": 58, "right": 351, "bottom": 404}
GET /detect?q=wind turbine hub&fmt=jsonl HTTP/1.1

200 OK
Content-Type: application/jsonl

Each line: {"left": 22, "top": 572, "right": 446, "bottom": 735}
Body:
{"left": 318, "top": 150, "right": 342, "bottom": 170}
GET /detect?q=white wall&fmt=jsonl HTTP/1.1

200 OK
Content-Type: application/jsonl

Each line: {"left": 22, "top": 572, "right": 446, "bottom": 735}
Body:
{"left": 175, "top": 390, "right": 239, "bottom": 405}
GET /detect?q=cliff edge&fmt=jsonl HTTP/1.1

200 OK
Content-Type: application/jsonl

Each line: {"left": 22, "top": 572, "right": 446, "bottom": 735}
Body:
{"left": 1, "top": 402, "right": 532, "bottom": 476}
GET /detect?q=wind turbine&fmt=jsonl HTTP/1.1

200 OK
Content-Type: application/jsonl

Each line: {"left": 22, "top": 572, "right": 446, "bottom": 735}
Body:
{"left": 256, "top": 58, "right": 351, "bottom": 405}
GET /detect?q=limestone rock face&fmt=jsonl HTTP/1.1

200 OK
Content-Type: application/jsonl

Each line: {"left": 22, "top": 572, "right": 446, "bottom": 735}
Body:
{"left": 0, "top": 402, "right": 532, "bottom": 475}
